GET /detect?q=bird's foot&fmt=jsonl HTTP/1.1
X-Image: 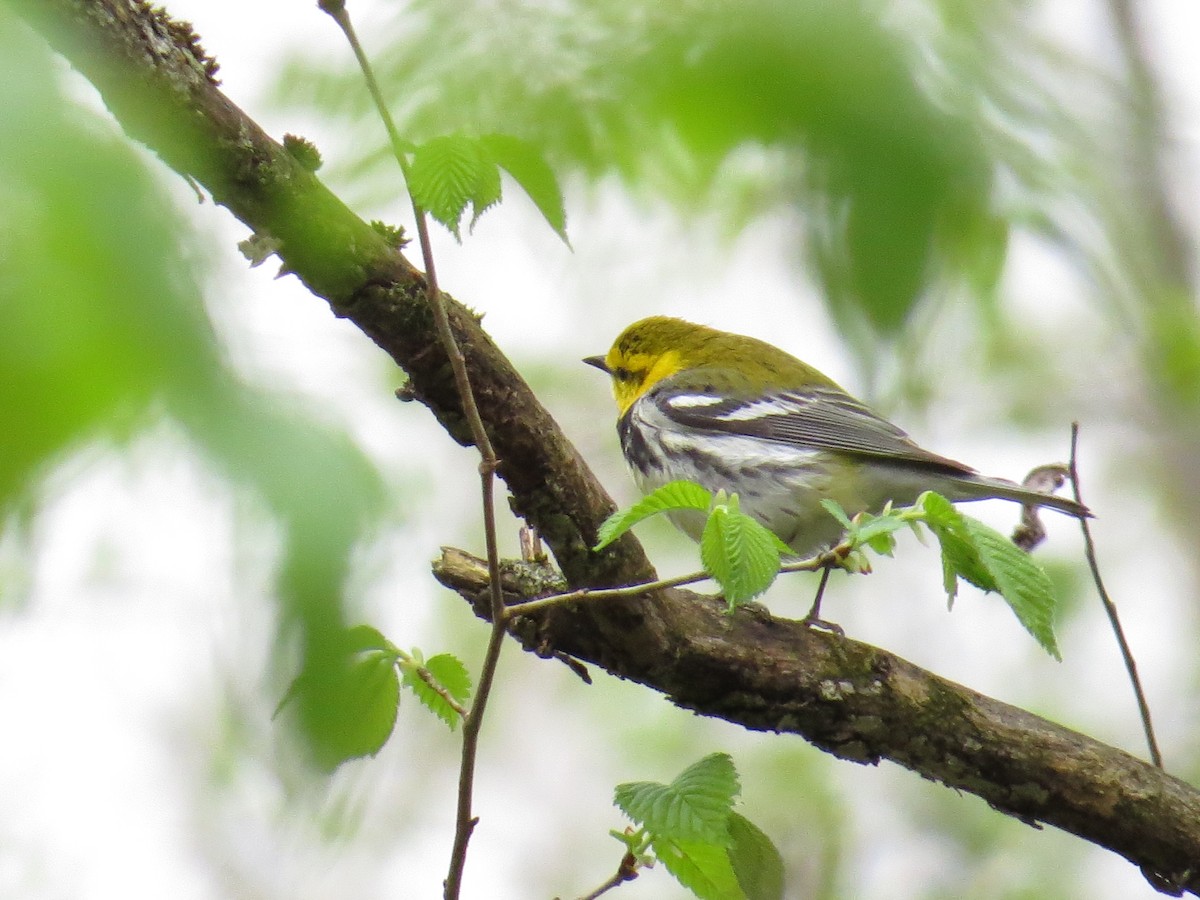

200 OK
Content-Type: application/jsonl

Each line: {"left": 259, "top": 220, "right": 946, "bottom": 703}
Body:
{"left": 801, "top": 614, "right": 844, "bottom": 637}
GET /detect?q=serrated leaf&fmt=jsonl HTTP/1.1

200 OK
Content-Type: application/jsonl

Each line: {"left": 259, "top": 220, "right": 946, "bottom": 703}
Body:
{"left": 852, "top": 512, "right": 907, "bottom": 542}
{"left": 864, "top": 530, "right": 897, "bottom": 555}
{"left": 918, "top": 492, "right": 997, "bottom": 600}
{"left": 466, "top": 158, "right": 502, "bottom": 233}
{"left": 962, "top": 515, "right": 1061, "bottom": 659}
{"left": 938, "top": 522, "right": 998, "bottom": 596}
{"left": 424, "top": 653, "right": 472, "bottom": 703}
{"left": 819, "top": 498, "right": 854, "bottom": 529}
{"left": 700, "top": 503, "right": 786, "bottom": 607}
{"left": 671, "top": 752, "right": 739, "bottom": 810}
{"left": 594, "top": 480, "right": 713, "bottom": 550}
{"left": 614, "top": 752, "right": 740, "bottom": 845}
{"left": 653, "top": 836, "right": 746, "bottom": 900}
{"left": 728, "top": 813, "right": 785, "bottom": 900}
{"left": 278, "top": 625, "right": 401, "bottom": 771}
{"left": 919, "top": 494, "right": 1060, "bottom": 658}
{"left": 480, "top": 133, "right": 569, "bottom": 244}
{"left": 401, "top": 652, "right": 472, "bottom": 729}
{"left": 916, "top": 491, "right": 959, "bottom": 528}
{"left": 852, "top": 512, "right": 907, "bottom": 556}
{"left": 408, "top": 134, "right": 501, "bottom": 239}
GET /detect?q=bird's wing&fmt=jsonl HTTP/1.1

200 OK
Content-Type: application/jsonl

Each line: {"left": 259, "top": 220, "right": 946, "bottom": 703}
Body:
{"left": 655, "top": 381, "right": 976, "bottom": 474}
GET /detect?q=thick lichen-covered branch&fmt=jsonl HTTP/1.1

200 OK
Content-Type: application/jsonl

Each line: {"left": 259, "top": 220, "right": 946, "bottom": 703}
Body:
{"left": 8, "top": 1, "right": 1200, "bottom": 892}
{"left": 435, "top": 547, "right": 1200, "bottom": 892}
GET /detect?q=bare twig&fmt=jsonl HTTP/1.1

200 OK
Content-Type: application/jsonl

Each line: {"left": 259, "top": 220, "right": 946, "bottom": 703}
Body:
{"left": 505, "top": 569, "right": 715, "bottom": 616}
{"left": 319, "top": 5, "right": 508, "bottom": 896}
{"left": 1069, "top": 423, "right": 1162, "bottom": 768}
{"left": 574, "top": 851, "right": 641, "bottom": 900}
{"left": 504, "top": 551, "right": 829, "bottom": 617}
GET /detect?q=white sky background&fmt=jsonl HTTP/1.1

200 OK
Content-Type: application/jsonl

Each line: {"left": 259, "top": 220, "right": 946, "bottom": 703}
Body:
{"left": 1, "top": 1, "right": 1199, "bottom": 899}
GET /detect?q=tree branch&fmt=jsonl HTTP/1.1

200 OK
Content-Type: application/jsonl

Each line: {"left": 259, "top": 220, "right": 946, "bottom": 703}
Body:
{"left": 435, "top": 547, "right": 1200, "bottom": 893}
{"left": 10, "top": 0, "right": 1198, "bottom": 892}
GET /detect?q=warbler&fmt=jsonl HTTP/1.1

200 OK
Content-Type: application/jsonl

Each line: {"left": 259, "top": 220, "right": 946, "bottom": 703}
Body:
{"left": 585, "top": 316, "right": 1089, "bottom": 560}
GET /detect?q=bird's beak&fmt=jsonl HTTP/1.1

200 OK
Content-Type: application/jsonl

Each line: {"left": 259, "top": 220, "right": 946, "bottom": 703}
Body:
{"left": 582, "top": 355, "right": 610, "bottom": 373}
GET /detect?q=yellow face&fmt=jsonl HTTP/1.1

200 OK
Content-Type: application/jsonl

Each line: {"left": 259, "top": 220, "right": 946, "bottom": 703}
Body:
{"left": 601, "top": 345, "right": 684, "bottom": 416}
{"left": 585, "top": 317, "right": 714, "bottom": 415}
{"left": 588, "top": 315, "right": 842, "bottom": 420}
{"left": 588, "top": 315, "right": 831, "bottom": 415}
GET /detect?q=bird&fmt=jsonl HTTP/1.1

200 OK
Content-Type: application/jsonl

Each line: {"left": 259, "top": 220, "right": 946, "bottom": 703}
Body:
{"left": 584, "top": 316, "right": 1089, "bottom": 567}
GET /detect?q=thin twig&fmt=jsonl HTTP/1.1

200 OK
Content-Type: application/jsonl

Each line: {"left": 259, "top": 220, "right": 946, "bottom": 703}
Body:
{"left": 574, "top": 852, "right": 641, "bottom": 900}
{"left": 319, "top": 4, "right": 509, "bottom": 896}
{"left": 1069, "top": 423, "right": 1163, "bottom": 768}
{"left": 504, "top": 553, "right": 827, "bottom": 617}
{"left": 505, "top": 569, "right": 715, "bottom": 616}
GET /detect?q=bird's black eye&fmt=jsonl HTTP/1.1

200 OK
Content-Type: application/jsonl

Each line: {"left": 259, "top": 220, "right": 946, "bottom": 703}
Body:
{"left": 613, "top": 366, "right": 635, "bottom": 383}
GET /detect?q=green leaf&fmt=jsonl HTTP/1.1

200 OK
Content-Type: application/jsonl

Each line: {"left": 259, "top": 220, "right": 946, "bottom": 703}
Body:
{"left": 962, "top": 515, "right": 1061, "bottom": 659}
{"left": 918, "top": 492, "right": 997, "bottom": 601}
{"left": 408, "top": 134, "right": 502, "bottom": 239}
{"left": 614, "top": 752, "right": 739, "bottom": 845}
{"left": 819, "top": 499, "right": 854, "bottom": 530}
{"left": 652, "top": 836, "right": 746, "bottom": 900}
{"left": 594, "top": 480, "right": 713, "bottom": 550}
{"left": 480, "top": 133, "right": 569, "bottom": 243}
{"left": 821, "top": 500, "right": 910, "bottom": 557}
{"left": 700, "top": 498, "right": 787, "bottom": 607}
{"left": 466, "top": 157, "right": 503, "bottom": 232}
{"left": 918, "top": 493, "right": 1060, "bottom": 659}
{"left": 915, "top": 490, "right": 959, "bottom": 529}
{"left": 728, "top": 813, "right": 785, "bottom": 900}
{"left": 849, "top": 511, "right": 907, "bottom": 556}
{"left": 401, "top": 652, "right": 472, "bottom": 729}
{"left": 278, "top": 625, "right": 401, "bottom": 771}
{"left": 424, "top": 653, "right": 472, "bottom": 703}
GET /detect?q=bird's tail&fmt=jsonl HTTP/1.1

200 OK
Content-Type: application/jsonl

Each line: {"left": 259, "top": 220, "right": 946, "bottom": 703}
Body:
{"left": 959, "top": 474, "right": 1092, "bottom": 519}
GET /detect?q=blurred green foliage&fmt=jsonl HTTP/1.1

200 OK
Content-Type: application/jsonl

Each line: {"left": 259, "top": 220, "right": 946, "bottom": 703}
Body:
{"left": 278, "top": 0, "right": 1009, "bottom": 342}
{"left": 406, "top": 132, "right": 567, "bottom": 241}
{"left": 276, "top": 625, "right": 401, "bottom": 771}
{"left": 280, "top": 0, "right": 1198, "bottom": 416}
{"left": 0, "top": 17, "right": 385, "bottom": 761}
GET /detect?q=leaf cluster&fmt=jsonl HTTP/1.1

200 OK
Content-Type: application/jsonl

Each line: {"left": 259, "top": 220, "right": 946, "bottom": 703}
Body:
{"left": 407, "top": 133, "right": 567, "bottom": 242}
{"left": 597, "top": 481, "right": 1062, "bottom": 657}
{"left": 595, "top": 482, "right": 790, "bottom": 607}
{"left": 277, "top": 0, "right": 1015, "bottom": 340}
{"left": 276, "top": 625, "right": 472, "bottom": 771}
{"left": 612, "top": 753, "right": 784, "bottom": 900}
{"left": 0, "top": 21, "right": 409, "bottom": 763}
